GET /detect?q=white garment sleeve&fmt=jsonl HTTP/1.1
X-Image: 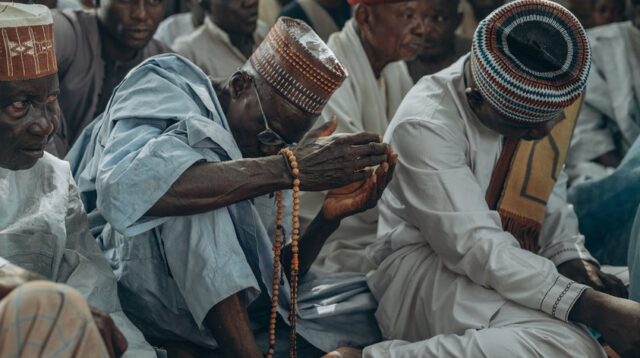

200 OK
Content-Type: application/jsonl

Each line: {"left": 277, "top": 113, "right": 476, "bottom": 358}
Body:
{"left": 0, "top": 256, "right": 8, "bottom": 268}
{"left": 537, "top": 170, "right": 599, "bottom": 266}
{"left": 387, "top": 119, "right": 588, "bottom": 322}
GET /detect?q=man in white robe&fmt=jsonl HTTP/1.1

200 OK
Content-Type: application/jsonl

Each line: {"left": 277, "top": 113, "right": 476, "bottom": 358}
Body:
{"left": 174, "top": 0, "right": 268, "bottom": 78}
{"left": 154, "top": 0, "right": 204, "bottom": 48}
{"left": 364, "top": 1, "right": 640, "bottom": 357}
{"left": 301, "top": 0, "right": 426, "bottom": 274}
{"left": 0, "top": 3, "right": 154, "bottom": 357}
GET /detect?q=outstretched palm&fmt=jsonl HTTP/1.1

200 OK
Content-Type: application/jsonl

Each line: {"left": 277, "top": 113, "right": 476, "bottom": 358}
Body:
{"left": 322, "top": 151, "right": 397, "bottom": 222}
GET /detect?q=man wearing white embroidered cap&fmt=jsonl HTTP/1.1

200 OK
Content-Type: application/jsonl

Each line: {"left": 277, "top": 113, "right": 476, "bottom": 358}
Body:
{"left": 0, "top": 3, "right": 155, "bottom": 357}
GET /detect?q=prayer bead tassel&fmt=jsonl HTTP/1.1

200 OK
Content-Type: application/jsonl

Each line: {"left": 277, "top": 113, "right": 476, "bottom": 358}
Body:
{"left": 266, "top": 148, "right": 301, "bottom": 358}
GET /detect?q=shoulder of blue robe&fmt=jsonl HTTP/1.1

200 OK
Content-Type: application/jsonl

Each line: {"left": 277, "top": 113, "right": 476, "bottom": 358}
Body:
{"left": 68, "top": 53, "right": 243, "bottom": 236}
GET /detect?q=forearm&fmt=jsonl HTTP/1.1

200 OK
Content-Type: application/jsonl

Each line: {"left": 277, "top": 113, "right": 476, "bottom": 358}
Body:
{"left": 283, "top": 212, "right": 341, "bottom": 277}
{"left": 147, "top": 155, "right": 292, "bottom": 217}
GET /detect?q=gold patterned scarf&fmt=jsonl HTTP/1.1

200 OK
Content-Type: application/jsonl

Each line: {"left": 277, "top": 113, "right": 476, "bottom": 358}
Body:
{"left": 485, "top": 95, "right": 584, "bottom": 252}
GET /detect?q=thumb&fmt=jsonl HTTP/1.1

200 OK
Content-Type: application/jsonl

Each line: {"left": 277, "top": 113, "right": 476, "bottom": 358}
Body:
{"left": 304, "top": 116, "right": 338, "bottom": 142}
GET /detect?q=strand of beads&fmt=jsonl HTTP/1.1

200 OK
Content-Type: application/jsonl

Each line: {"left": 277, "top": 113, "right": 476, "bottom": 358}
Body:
{"left": 286, "top": 147, "right": 300, "bottom": 358}
{"left": 280, "top": 148, "right": 300, "bottom": 358}
{"left": 266, "top": 148, "right": 301, "bottom": 358}
{"left": 266, "top": 191, "right": 285, "bottom": 358}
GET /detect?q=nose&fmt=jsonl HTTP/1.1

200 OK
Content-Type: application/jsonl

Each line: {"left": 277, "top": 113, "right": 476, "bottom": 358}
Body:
{"left": 413, "top": 16, "right": 428, "bottom": 37}
{"left": 131, "top": 0, "right": 149, "bottom": 21}
{"left": 27, "top": 107, "right": 56, "bottom": 139}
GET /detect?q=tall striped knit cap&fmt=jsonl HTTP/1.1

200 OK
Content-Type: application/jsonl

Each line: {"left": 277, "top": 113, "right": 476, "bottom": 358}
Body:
{"left": 0, "top": 3, "right": 57, "bottom": 81}
{"left": 250, "top": 17, "right": 347, "bottom": 115}
{"left": 470, "top": 0, "right": 591, "bottom": 123}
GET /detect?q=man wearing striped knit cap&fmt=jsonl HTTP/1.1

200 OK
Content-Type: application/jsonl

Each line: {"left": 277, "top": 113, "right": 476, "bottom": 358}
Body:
{"left": 364, "top": 1, "right": 640, "bottom": 357}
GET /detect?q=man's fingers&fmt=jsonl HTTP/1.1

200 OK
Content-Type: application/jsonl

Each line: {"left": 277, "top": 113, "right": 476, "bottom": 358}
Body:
{"left": 337, "top": 132, "right": 382, "bottom": 146}
{"left": 601, "top": 273, "right": 628, "bottom": 298}
{"left": 352, "top": 167, "right": 374, "bottom": 183}
{"left": 354, "top": 155, "right": 388, "bottom": 170}
{"left": 376, "top": 162, "right": 390, "bottom": 200}
{"left": 350, "top": 143, "right": 389, "bottom": 158}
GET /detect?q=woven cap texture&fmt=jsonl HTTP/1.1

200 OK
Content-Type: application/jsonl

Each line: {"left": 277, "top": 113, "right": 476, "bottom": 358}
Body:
{"left": 470, "top": 0, "right": 591, "bottom": 123}
{"left": 249, "top": 17, "right": 347, "bottom": 115}
{"left": 0, "top": 3, "right": 56, "bottom": 81}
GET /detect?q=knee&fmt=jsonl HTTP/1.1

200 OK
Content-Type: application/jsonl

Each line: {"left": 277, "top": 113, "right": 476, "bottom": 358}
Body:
{"left": 6, "top": 281, "right": 92, "bottom": 318}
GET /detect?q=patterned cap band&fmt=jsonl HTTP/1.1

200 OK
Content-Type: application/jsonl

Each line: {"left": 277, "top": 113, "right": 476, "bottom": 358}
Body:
{"left": 470, "top": 0, "right": 591, "bottom": 123}
{"left": 0, "top": 3, "right": 57, "bottom": 81}
{"left": 250, "top": 17, "right": 347, "bottom": 115}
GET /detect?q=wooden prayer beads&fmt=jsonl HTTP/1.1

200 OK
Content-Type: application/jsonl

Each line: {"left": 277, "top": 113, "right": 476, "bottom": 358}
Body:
{"left": 266, "top": 148, "right": 301, "bottom": 358}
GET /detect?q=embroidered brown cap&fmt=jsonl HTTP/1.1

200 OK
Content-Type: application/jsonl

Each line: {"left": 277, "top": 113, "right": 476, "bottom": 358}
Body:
{"left": 249, "top": 17, "right": 348, "bottom": 115}
{"left": 0, "top": 3, "right": 57, "bottom": 81}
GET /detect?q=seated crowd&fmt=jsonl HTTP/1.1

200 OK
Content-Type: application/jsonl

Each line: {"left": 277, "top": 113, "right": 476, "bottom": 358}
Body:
{"left": 1, "top": 0, "right": 640, "bottom": 357}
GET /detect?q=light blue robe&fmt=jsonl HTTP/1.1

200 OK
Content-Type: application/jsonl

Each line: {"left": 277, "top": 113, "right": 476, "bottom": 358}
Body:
{"left": 67, "top": 54, "right": 380, "bottom": 355}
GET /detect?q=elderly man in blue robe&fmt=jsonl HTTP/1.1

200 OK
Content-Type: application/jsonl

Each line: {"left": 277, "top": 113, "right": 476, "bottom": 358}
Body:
{"left": 68, "top": 17, "right": 394, "bottom": 357}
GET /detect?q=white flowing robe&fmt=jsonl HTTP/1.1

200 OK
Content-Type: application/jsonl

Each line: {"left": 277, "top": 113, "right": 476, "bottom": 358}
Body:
{"left": 0, "top": 153, "right": 154, "bottom": 358}
{"left": 363, "top": 56, "right": 604, "bottom": 357}
{"left": 567, "top": 21, "right": 640, "bottom": 184}
{"left": 302, "top": 19, "right": 414, "bottom": 274}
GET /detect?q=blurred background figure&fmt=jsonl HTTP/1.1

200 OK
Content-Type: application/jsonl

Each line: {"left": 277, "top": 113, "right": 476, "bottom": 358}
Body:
{"left": 174, "top": 0, "right": 267, "bottom": 78}
{"left": 406, "top": 0, "right": 470, "bottom": 81}
{"left": 456, "top": 0, "right": 504, "bottom": 38}
{"left": 590, "top": 0, "right": 626, "bottom": 27}
{"left": 49, "top": 0, "right": 170, "bottom": 156}
{"left": 260, "top": 0, "right": 294, "bottom": 27}
{"left": 280, "top": 0, "right": 351, "bottom": 41}
{"left": 154, "top": 0, "right": 205, "bottom": 48}
{"left": 561, "top": 0, "right": 626, "bottom": 28}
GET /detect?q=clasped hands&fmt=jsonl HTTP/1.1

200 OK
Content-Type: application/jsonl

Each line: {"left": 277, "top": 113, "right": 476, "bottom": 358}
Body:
{"left": 557, "top": 259, "right": 628, "bottom": 298}
{"left": 291, "top": 117, "right": 397, "bottom": 222}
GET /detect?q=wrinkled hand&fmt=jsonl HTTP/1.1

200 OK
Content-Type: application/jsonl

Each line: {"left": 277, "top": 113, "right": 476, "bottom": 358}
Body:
{"left": 321, "top": 148, "right": 397, "bottom": 222}
{"left": 0, "top": 263, "right": 45, "bottom": 300}
{"left": 558, "top": 259, "right": 628, "bottom": 298}
{"left": 585, "top": 292, "right": 640, "bottom": 358}
{"left": 90, "top": 307, "right": 128, "bottom": 358}
{"left": 293, "top": 117, "right": 389, "bottom": 192}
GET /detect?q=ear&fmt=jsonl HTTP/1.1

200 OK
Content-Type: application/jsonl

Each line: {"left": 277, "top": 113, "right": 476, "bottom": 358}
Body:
{"left": 228, "top": 71, "right": 253, "bottom": 100}
{"left": 465, "top": 87, "right": 484, "bottom": 109}
{"left": 354, "top": 4, "right": 373, "bottom": 34}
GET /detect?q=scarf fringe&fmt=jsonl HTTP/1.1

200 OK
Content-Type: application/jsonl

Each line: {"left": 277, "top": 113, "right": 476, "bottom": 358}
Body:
{"left": 499, "top": 210, "right": 542, "bottom": 253}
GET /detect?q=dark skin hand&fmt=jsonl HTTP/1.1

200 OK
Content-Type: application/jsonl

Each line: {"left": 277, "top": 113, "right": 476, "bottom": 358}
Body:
{"left": 0, "top": 264, "right": 127, "bottom": 358}
{"left": 558, "top": 259, "right": 628, "bottom": 298}
{"left": 570, "top": 289, "right": 640, "bottom": 358}
{"left": 283, "top": 148, "right": 397, "bottom": 277}
{"left": 147, "top": 118, "right": 389, "bottom": 217}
